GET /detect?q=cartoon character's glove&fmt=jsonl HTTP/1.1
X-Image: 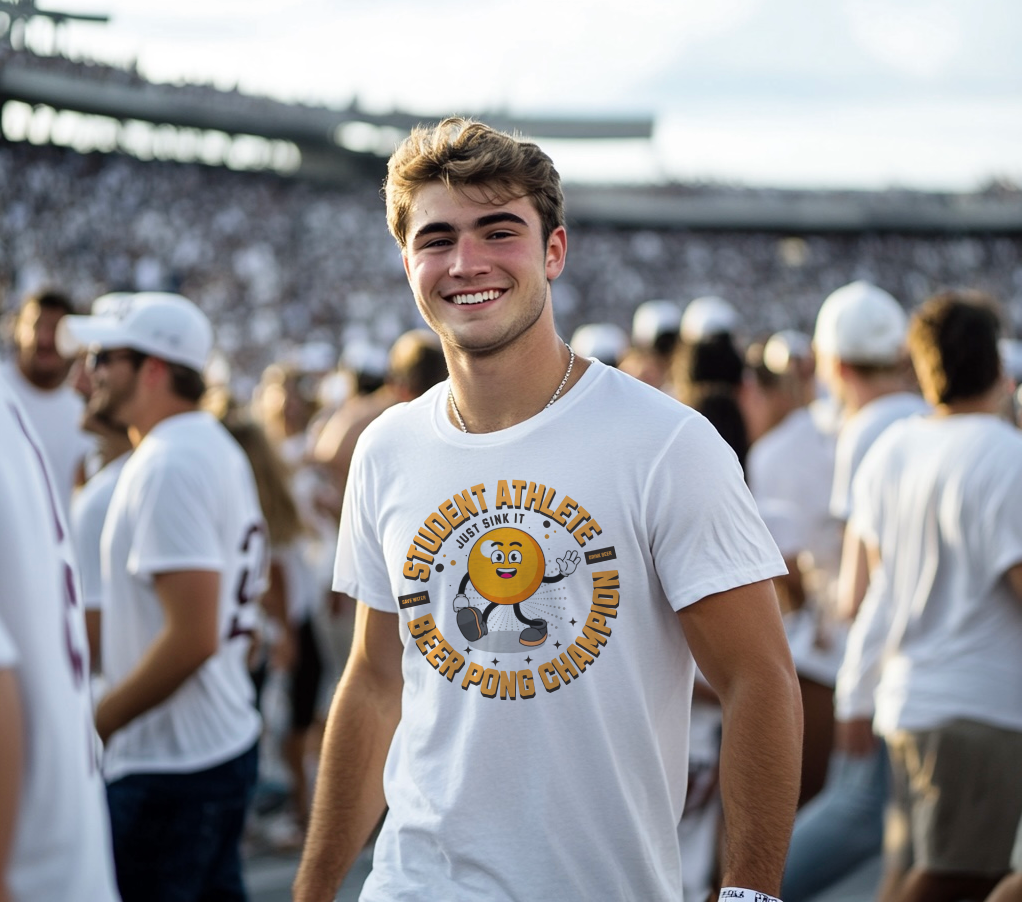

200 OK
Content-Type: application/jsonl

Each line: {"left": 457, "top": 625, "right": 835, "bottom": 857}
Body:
{"left": 453, "top": 593, "right": 470, "bottom": 612}
{"left": 557, "top": 550, "right": 581, "bottom": 577}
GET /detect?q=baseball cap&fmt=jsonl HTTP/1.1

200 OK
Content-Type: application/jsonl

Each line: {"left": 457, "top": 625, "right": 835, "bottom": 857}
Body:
{"left": 680, "top": 296, "right": 739, "bottom": 343}
{"left": 570, "top": 323, "right": 629, "bottom": 365}
{"left": 57, "top": 292, "right": 213, "bottom": 373}
{"left": 763, "top": 330, "right": 813, "bottom": 374}
{"left": 813, "top": 281, "right": 907, "bottom": 365}
{"left": 632, "top": 300, "right": 682, "bottom": 348}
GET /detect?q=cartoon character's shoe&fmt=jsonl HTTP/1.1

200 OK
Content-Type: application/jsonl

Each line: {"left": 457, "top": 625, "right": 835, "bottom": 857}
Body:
{"left": 518, "top": 619, "right": 548, "bottom": 647}
{"left": 457, "top": 606, "right": 488, "bottom": 642}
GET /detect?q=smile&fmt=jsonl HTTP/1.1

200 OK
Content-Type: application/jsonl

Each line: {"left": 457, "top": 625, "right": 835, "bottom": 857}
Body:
{"left": 449, "top": 289, "right": 503, "bottom": 305}
{"left": 496, "top": 568, "right": 517, "bottom": 579}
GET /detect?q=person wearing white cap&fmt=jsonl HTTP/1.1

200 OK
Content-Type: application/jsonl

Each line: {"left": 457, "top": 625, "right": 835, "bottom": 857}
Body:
{"left": 57, "top": 292, "right": 268, "bottom": 900}
{"left": 743, "top": 330, "right": 845, "bottom": 810}
{"left": 782, "top": 281, "right": 929, "bottom": 900}
{"left": 569, "top": 322, "right": 629, "bottom": 366}
{"left": 630, "top": 299, "right": 682, "bottom": 391}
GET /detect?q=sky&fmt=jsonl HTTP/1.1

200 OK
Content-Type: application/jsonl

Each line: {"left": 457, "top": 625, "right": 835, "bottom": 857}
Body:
{"left": 19, "top": 0, "right": 1023, "bottom": 190}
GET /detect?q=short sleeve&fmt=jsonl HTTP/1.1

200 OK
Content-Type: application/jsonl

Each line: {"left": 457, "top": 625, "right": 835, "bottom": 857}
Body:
{"left": 646, "top": 415, "right": 786, "bottom": 611}
{"left": 127, "top": 456, "right": 223, "bottom": 577}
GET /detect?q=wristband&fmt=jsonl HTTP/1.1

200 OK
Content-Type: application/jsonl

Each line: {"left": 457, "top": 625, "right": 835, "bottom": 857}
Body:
{"left": 718, "top": 887, "right": 781, "bottom": 902}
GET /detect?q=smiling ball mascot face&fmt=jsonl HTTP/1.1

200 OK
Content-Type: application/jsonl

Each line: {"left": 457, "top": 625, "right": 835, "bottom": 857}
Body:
{"left": 467, "top": 528, "right": 545, "bottom": 606}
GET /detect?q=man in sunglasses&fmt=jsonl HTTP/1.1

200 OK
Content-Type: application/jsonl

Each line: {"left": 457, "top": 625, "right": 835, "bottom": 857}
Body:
{"left": 58, "top": 292, "right": 267, "bottom": 901}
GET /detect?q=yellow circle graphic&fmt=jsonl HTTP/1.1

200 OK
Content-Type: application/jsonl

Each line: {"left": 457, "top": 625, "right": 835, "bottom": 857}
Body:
{"left": 467, "top": 528, "right": 545, "bottom": 605}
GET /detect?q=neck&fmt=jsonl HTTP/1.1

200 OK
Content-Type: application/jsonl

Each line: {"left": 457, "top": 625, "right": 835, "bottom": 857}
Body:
{"left": 934, "top": 383, "right": 1004, "bottom": 417}
{"left": 131, "top": 398, "right": 198, "bottom": 442}
{"left": 446, "top": 329, "right": 588, "bottom": 433}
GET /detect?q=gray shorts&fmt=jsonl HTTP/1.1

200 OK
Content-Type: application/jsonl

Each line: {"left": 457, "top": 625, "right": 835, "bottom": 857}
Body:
{"left": 885, "top": 719, "right": 1022, "bottom": 876}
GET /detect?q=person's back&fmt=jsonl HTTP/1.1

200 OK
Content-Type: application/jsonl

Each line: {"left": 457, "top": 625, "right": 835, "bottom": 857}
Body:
{"left": 837, "top": 290, "right": 1022, "bottom": 901}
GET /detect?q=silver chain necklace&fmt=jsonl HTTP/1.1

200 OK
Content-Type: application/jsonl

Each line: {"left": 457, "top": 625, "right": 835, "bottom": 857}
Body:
{"left": 449, "top": 342, "right": 576, "bottom": 433}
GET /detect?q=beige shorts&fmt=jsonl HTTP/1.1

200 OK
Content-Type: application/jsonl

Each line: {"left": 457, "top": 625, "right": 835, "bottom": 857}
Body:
{"left": 885, "top": 719, "right": 1022, "bottom": 876}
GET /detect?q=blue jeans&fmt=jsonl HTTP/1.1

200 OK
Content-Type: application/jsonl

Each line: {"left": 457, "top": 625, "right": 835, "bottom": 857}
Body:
{"left": 106, "top": 743, "right": 259, "bottom": 901}
{"left": 781, "top": 743, "right": 888, "bottom": 901}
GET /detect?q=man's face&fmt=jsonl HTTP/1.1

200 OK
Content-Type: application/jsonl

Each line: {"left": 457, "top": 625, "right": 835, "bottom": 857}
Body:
{"left": 401, "top": 182, "right": 567, "bottom": 357}
{"left": 87, "top": 348, "right": 142, "bottom": 429}
{"left": 14, "top": 302, "right": 73, "bottom": 389}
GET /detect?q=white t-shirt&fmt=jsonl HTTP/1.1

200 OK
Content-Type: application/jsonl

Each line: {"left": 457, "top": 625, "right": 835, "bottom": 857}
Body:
{"left": 101, "top": 411, "right": 265, "bottom": 782}
{"left": 0, "top": 374, "right": 118, "bottom": 901}
{"left": 1, "top": 359, "right": 95, "bottom": 519}
{"left": 748, "top": 402, "right": 846, "bottom": 684}
{"left": 829, "top": 391, "right": 930, "bottom": 520}
{"left": 334, "top": 362, "right": 785, "bottom": 902}
{"left": 840, "top": 413, "right": 1022, "bottom": 734}
{"left": 71, "top": 451, "right": 131, "bottom": 611}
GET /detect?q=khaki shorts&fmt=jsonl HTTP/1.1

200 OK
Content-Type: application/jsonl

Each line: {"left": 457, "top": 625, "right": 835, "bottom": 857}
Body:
{"left": 885, "top": 719, "right": 1022, "bottom": 876}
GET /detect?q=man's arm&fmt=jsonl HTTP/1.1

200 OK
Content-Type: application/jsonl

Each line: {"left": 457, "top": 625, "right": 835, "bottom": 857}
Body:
{"left": 678, "top": 579, "right": 802, "bottom": 898}
{"left": 293, "top": 603, "right": 403, "bottom": 902}
{"left": 1006, "top": 562, "right": 1022, "bottom": 602}
{"left": 0, "top": 668, "right": 23, "bottom": 901}
{"left": 94, "top": 569, "right": 220, "bottom": 742}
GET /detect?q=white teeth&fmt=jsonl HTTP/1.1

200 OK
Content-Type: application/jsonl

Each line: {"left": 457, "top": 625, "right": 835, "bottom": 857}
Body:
{"left": 451, "top": 290, "right": 501, "bottom": 305}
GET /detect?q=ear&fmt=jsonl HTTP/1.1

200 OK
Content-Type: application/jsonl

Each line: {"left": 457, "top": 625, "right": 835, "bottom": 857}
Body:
{"left": 545, "top": 226, "right": 568, "bottom": 281}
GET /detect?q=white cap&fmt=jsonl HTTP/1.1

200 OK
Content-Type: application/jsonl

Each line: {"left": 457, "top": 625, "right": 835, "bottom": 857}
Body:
{"left": 57, "top": 292, "right": 213, "bottom": 373}
{"left": 680, "top": 296, "right": 739, "bottom": 343}
{"left": 763, "top": 330, "right": 813, "bottom": 374}
{"left": 632, "top": 300, "right": 682, "bottom": 348}
{"left": 570, "top": 323, "right": 629, "bottom": 365}
{"left": 813, "top": 281, "right": 907, "bottom": 365}
{"left": 341, "top": 340, "right": 389, "bottom": 378}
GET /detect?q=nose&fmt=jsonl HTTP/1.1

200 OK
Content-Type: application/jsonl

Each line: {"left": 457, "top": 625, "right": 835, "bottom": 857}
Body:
{"left": 448, "top": 234, "right": 491, "bottom": 278}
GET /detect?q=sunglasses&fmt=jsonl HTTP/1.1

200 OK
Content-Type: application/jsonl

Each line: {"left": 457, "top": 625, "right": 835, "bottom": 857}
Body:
{"left": 87, "top": 348, "right": 145, "bottom": 370}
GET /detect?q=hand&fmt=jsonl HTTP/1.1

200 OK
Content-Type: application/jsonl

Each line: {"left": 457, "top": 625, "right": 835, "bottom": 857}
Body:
{"left": 834, "top": 717, "right": 878, "bottom": 756}
{"left": 557, "top": 550, "right": 580, "bottom": 577}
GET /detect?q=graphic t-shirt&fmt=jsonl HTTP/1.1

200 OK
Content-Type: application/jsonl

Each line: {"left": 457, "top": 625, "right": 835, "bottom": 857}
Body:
{"left": 334, "top": 361, "right": 785, "bottom": 902}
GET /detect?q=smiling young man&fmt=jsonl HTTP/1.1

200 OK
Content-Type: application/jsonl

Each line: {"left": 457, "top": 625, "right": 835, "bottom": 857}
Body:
{"left": 295, "top": 118, "right": 802, "bottom": 903}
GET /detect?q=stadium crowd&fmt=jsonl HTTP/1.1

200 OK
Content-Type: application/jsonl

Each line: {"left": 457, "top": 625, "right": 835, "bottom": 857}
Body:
{"left": 0, "top": 112, "right": 1020, "bottom": 902}
{"left": 1, "top": 139, "right": 1019, "bottom": 397}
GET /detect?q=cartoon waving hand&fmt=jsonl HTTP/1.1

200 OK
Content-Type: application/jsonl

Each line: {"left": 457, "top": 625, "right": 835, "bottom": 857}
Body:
{"left": 556, "top": 549, "right": 581, "bottom": 577}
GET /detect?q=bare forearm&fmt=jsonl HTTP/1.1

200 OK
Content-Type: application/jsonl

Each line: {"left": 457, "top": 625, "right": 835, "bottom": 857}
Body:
{"left": 0, "top": 670, "right": 23, "bottom": 897}
{"left": 95, "top": 627, "right": 212, "bottom": 742}
{"left": 294, "top": 663, "right": 401, "bottom": 901}
{"left": 716, "top": 664, "right": 803, "bottom": 895}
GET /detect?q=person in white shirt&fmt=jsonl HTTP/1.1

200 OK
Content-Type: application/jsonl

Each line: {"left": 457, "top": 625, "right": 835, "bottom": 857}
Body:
{"left": 0, "top": 370, "right": 118, "bottom": 902}
{"left": 293, "top": 117, "right": 802, "bottom": 903}
{"left": 782, "top": 280, "right": 929, "bottom": 900}
{"left": 836, "top": 290, "right": 1021, "bottom": 901}
{"left": 2, "top": 290, "right": 95, "bottom": 517}
{"left": 57, "top": 292, "right": 267, "bottom": 901}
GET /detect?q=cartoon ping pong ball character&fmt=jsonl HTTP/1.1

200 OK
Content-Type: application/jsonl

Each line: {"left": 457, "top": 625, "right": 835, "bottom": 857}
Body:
{"left": 466, "top": 528, "right": 545, "bottom": 605}
{"left": 453, "top": 526, "right": 580, "bottom": 647}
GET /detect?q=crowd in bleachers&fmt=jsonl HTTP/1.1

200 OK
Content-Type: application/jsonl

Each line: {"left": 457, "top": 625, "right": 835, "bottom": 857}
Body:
{"left": 1, "top": 139, "right": 1019, "bottom": 397}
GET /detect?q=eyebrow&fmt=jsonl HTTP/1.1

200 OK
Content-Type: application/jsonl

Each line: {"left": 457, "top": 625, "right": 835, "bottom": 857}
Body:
{"left": 509, "top": 541, "right": 522, "bottom": 547}
{"left": 411, "top": 211, "right": 529, "bottom": 244}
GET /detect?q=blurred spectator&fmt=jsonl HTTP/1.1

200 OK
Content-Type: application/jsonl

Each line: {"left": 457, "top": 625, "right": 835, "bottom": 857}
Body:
{"left": 1, "top": 289, "right": 95, "bottom": 515}
{"left": 569, "top": 322, "right": 629, "bottom": 366}
{"left": 630, "top": 299, "right": 682, "bottom": 391}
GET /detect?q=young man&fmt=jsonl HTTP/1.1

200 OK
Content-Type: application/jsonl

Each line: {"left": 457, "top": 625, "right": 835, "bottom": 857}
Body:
{"left": 294, "top": 119, "right": 802, "bottom": 903}
{"left": 836, "top": 291, "right": 1022, "bottom": 901}
{"left": 2, "top": 290, "right": 95, "bottom": 516}
{"left": 57, "top": 292, "right": 268, "bottom": 901}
